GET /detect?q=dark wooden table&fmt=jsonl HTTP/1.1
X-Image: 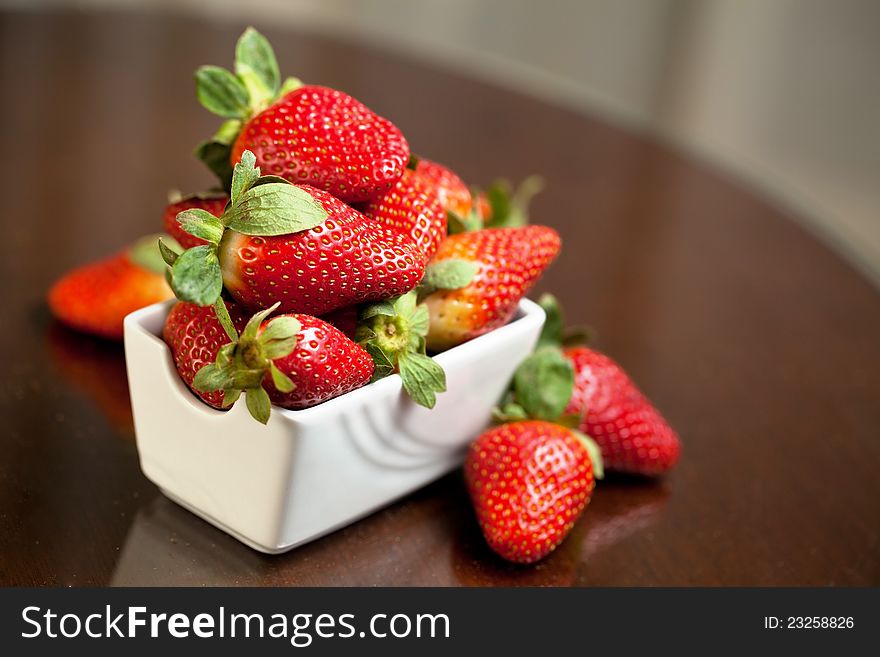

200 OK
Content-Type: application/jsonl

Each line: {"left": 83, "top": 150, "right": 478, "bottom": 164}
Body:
{"left": 1, "top": 9, "right": 878, "bottom": 587}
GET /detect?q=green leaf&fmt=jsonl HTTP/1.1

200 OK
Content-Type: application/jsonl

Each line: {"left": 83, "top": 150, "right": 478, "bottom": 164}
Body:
{"left": 410, "top": 303, "right": 430, "bottom": 339}
{"left": 362, "top": 342, "right": 395, "bottom": 382}
{"left": 392, "top": 290, "right": 418, "bottom": 320}
{"left": 195, "top": 140, "right": 234, "bottom": 191}
{"left": 225, "top": 183, "right": 329, "bottom": 236}
{"left": 158, "top": 237, "right": 181, "bottom": 266}
{"left": 419, "top": 258, "right": 478, "bottom": 298}
{"left": 176, "top": 209, "right": 225, "bottom": 245}
{"left": 573, "top": 430, "right": 604, "bottom": 479}
{"left": 484, "top": 176, "right": 543, "bottom": 228}
{"left": 222, "top": 388, "right": 242, "bottom": 408}
{"left": 360, "top": 301, "right": 395, "bottom": 321}
{"left": 407, "top": 153, "right": 420, "bottom": 171}
{"left": 195, "top": 65, "right": 250, "bottom": 119}
{"left": 230, "top": 150, "right": 260, "bottom": 205}
{"left": 241, "top": 302, "right": 280, "bottom": 342}
{"left": 193, "top": 363, "right": 235, "bottom": 392}
{"left": 170, "top": 245, "right": 223, "bottom": 306}
{"left": 213, "top": 299, "right": 239, "bottom": 342}
{"left": 536, "top": 293, "right": 564, "bottom": 349}
{"left": 128, "top": 234, "right": 180, "bottom": 275}
{"left": 235, "top": 27, "right": 280, "bottom": 110}
{"left": 492, "top": 402, "right": 529, "bottom": 424}
{"left": 260, "top": 316, "right": 301, "bottom": 360}
{"left": 398, "top": 351, "right": 446, "bottom": 409}
{"left": 269, "top": 363, "right": 295, "bottom": 393}
{"left": 446, "top": 208, "right": 481, "bottom": 235}
{"left": 513, "top": 347, "right": 574, "bottom": 421}
{"left": 278, "top": 76, "right": 304, "bottom": 97}
{"left": 245, "top": 386, "right": 272, "bottom": 424}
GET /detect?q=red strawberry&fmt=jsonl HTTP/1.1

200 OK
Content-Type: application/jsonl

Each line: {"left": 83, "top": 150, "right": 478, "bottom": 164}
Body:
{"left": 162, "top": 301, "right": 247, "bottom": 409}
{"left": 190, "top": 304, "right": 373, "bottom": 422}
{"left": 162, "top": 193, "right": 227, "bottom": 250}
{"left": 413, "top": 158, "right": 471, "bottom": 217}
{"left": 218, "top": 184, "right": 426, "bottom": 316}
{"left": 319, "top": 305, "right": 358, "bottom": 340}
{"left": 230, "top": 85, "right": 409, "bottom": 203}
{"left": 48, "top": 235, "right": 175, "bottom": 341}
{"left": 564, "top": 346, "right": 681, "bottom": 475}
{"left": 465, "top": 420, "right": 595, "bottom": 563}
{"left": 359, "top": 168, "right": 447, "bottom": 260}
{"left": 423, "top": 225, "right": 560, "bottom": 350}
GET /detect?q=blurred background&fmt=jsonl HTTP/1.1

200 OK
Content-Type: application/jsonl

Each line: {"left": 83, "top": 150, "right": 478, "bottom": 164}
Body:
{"left": 8, "top": 0, "right": 879, "bottom": 284}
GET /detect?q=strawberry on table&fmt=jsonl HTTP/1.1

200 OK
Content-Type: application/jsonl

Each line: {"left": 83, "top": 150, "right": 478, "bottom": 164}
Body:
{"left": 465, "top": 420, "right": 597, "bottom": 564}
{"left": 422, "top": 225, "right": 560, "bottom": 351}
{"left": 359, "top": 165, "right": 447, "bottom": 260}
{"left": 564, "top": 346, "right": 681, "bottom": 475}
{"left": 162, "top": 192, "right": 228, "bottom": 250}
{"left": 190, "top": 303, "right": 374, "bottom": 423}
{"left": 48, "top": 235, "right": 178, "bottom": 341}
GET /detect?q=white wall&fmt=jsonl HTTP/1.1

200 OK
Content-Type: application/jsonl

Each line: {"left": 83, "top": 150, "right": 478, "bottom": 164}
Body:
{"left": 10, "top": 0, "right": 880, "bottom": 282}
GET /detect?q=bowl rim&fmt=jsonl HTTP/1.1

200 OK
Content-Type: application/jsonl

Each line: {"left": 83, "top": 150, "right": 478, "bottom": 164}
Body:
{"left": 124, "top": 297, "right": 545, "bottom": 421}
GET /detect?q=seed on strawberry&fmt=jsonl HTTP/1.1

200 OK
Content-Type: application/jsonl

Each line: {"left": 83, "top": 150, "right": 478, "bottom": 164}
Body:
{"left": 359, "top": 167, "right": 447, "bottom": 260}
{"left": 191, "top": 304, "right": 373, "bottom": 422}
{"left": 162, "top": 192, "right": 228, "bottom": 250}
{"left": 465, "top": 420, "right": 596, "bottom": 564}
{"left": 230, "top": 85, "right": 409, "bottom": 203}
{"left": 163, "top": 300, "right": 247, "bottom": 409}
{"left": 564, "top": 346, "right": 681, "bottom": 475}
{"left": 48, "top": 235, "right": 177, "bottom": 341}
{"left": 423, "top": 225, "right": 560, "bottom": 350}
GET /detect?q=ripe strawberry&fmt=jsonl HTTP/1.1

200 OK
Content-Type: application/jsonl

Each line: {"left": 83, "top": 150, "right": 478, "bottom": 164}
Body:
{"left": 162, "top": 193, "right": 227, "bottom": 250}
{"left": 218, "top": 184, "right": 425, "bottom": 315}
{"left": 48, "top": 235, "right": 176, "bottom": 341}
{"left": 412, "top": 158, "right": 471, "bottom": 217}
{"left": 230, "top": 85, "right": 409, "bottom": 203}
{"left": 164, "top": 152, "right": 426, "bottom": 319}
{"left": 162, "top": 301, "right": 247, "bottom": 409}
{"left": 191, "top": 304, "right": 373, "bottom": 422}
{"left": 465, "top": 420, "right": 595, "bottom": 564}
{"left": 564, "top": 346, "right": 681, "bottom": 475}
{"left": 359, "top": 168, "right": 447, "bottom": 260}
{"left": 423, "top": 225, "right": 560, "bottom": 350}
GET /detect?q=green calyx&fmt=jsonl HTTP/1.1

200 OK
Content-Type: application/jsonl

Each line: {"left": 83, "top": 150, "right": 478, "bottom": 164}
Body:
{"left": 447, "top": 175, "right": 544, "bottom": 235}
{"left": 535, "top": 293, "right": 594, "bottom": 349}
{"left": 355, "top": 291, "right": 446, "bottom": 409}
{"left": 194, "top": 27, "right": 304, "bottom": 189}
{"left": 416, "top": 258, "right": 479, "bottom": 301}
{"left": 492, "top": 295, "right": 604, "bottom": 478}
{"left": 192, "top": 302, "right": 301, "bottom": 424}
{"left": 128, "top": 233, "right": 181, "bottom": 275}
{"left": 159, "top": 150, "right": 329, "bottom": 322}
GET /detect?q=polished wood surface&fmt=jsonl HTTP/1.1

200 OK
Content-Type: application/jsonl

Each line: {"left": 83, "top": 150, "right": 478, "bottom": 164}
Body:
{"left": 1, "top": 9, "right": 878, "bottom": 586}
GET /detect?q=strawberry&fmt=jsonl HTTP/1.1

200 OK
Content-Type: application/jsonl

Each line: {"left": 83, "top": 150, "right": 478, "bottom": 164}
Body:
{"left": 412, "top": 157, "right": 471, "bottom": 217}
{"left": 163, "top": 301, "right": 247, "bottom": 409}
{"left": 229, "top": 84, "right": 409, "bottom": 203}
{"left": 422, "top": 225, "right": 560, "bottom": 350}
{"left": 162, "top": 151, "right": 426, "bottom": 319}
{"left": 359, "top": 167, "right": 447, "bottom": 260}
{"left": 564, "top": 346, "right": 681, "bottom": 475}
{"left": 48, "top": 235, "right": 177, "bottom": 341}
{"left": 162, "top": 192, "right": 228, "bottom": 250}
{"left": 465, "top": 420, "right": 596, "bottom": 564}
{"left": 192, "top": 304, "right": 374, "bottom": 422}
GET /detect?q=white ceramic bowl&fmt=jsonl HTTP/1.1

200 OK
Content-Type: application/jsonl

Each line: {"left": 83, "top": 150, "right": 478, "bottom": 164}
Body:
{"left": 123, "top": 299, "right": 545, "bottom": 553}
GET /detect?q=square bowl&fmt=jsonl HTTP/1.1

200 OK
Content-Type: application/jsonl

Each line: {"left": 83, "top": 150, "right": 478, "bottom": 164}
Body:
{"left": 123, "top": 299, "right": 545, "bottom": 553}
